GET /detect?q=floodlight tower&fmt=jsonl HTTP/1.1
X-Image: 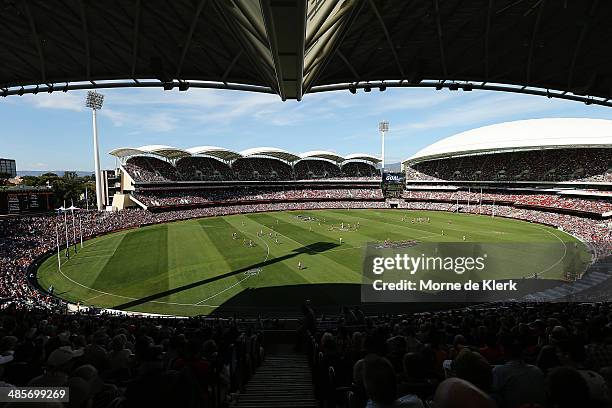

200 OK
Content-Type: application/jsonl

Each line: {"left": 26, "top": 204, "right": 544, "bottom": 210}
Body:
{"left": 85, "top": 91, "right": 105, "bottom": 211}
{"left": 379, "top": 121, "right": 389, "bottom": 171}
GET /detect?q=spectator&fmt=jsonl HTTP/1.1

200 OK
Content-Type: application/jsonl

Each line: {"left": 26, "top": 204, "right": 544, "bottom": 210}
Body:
{"left": 362, "top": 354, "right": 424, "bottom": 408}
{"left": 432, "top": 377, "right": 495, "bottom": 408}
{"left": 491, "top": 336, "right": 546, "bottom": 408}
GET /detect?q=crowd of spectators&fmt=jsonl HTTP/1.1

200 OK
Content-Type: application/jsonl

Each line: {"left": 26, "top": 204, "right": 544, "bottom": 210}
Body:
{"left": 304, "top": 301, "right": 612, "bottom": 407}
{"left": 122, "top": 156, "right": 380, "bottom": 183}
{"left": 294, "top": 160, "right": 343, "bottom": 179}
{"left": 406, "top": 148, "right": 612, "bottom": 183}
{"left": 404, "top": 190, "right": 612, "bottom": 216}
{"left": 0, "top": 303, "right": 264, "bottom": 408}
{"left": 132, "top": 187, "right": 384, "bottom": 208}
{"left": 342, "top": 162, "right": 380, "bottom": 178}
{"left": 231, "top": 158, "right": 293, "bottom": 181}
{"left": 124, "top": 157, "right": 178, "bottom": 183}
{"left": 176, "top": 157, "right": 234, "bottom": 181}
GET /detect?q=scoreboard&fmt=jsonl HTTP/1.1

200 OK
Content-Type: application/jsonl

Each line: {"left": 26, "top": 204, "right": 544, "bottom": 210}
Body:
{"left": 0, "top": 188, "right": 53, "bottom": 215}
{"left": 381, "top": 172, "right": 405, "bottom": 198}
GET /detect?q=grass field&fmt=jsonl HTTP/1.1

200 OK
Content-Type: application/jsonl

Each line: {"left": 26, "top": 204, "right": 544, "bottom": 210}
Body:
{"left": 36, "top": 209, "right": 590, "bottom": 316}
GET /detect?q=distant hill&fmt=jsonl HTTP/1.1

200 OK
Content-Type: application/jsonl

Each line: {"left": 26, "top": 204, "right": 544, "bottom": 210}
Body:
{"left": 17, "top": 170, "right": 94, "bottom": 177}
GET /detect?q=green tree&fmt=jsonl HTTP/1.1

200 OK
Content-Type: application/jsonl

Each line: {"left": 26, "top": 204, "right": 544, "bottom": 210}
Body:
{"left": 0, "top": 172, "right": 10, "bottom": 186}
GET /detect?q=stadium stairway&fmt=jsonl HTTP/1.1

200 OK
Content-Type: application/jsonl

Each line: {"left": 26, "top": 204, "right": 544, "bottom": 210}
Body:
{"left": 235, "top": 345, "right": 317, "bottom": 408}
{"left": 524, "top": 256, "right": 612, "bottom": 301}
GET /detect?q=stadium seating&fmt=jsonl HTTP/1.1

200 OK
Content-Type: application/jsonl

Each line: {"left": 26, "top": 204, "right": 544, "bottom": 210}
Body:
{"left": 124, "top": 157, "right": 178, "bottom": 182}
{"left": 232, "top": 158, "right": 293, "bottom": 181}
{"left": 342, "top": 162, "right": 380, "bottom": 178}
{"left": 406, "top": 148, "right": 612, "bottom": 182}
{"left": 132, "top": 187, "right": 384, "bottom": 208}
{"left": 403, "top": 190, "right": 612, "bottom": 216}
{"left": 176, "top": 157, "right": 234, "bottom": 181}
{"left": 121, "top": 154, "right": 382, "bottom": 184}
{"left": 294, "top": 160, "right": 343, "bottom": 179}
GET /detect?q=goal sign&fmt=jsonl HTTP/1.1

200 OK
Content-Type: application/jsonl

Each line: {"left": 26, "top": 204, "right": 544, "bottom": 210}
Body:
{"left": 382, "top": 172, "right": 405, "bottom": 185}
{"left": 381, "top": 172, "right": 405, "bottom": 198}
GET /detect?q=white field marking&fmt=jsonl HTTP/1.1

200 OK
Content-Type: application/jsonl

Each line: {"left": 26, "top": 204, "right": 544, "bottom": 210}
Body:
{"left": 52, "top": 217, "right": 271, "bottom": 309}
{"left": 525, "top": 225, "right": 569, "bottom": 279}
{"left": 194, "top": 225, "right": 270, "bottom": 305}
{"left": 56, "top": 262, "right": 137, "bottom": 302}
{"left": 55, "top": 212, "right": 567, "bottom": 309}
{"left": 84, "top": 293, "right": 106, "bottom": 302}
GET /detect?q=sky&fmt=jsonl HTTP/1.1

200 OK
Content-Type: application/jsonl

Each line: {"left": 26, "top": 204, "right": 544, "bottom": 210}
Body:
{"left": 0, "top": 86, "right": 611, "bottom": 172}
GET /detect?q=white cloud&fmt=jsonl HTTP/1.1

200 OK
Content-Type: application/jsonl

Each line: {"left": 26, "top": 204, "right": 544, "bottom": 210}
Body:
{"left": 22, "top": 92, "right": 85, "bottom": 112}
{"left": 101, "top": 109, "right": 177, "bottom": 132}
{"left": 392, "top": 93, "right": 568, "bottom": 133}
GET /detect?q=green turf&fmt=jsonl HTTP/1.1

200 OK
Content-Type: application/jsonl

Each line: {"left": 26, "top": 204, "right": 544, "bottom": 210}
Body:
{"left": 37, "top": 209, "right": 590, "bottom": 316}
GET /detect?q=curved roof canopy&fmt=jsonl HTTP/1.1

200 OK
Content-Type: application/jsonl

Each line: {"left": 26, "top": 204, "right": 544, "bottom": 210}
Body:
{"left": 110, "top": 145, "right": 380, "bottom": 164}
{"left": 406, "top": 118, "right": 612, "bottom": 164}
{"left": 299, "top": 151, "right": 345, "bottom": 163}
{"left": 239, "top": 147, "right": 301, "bottom": 163}
{"left": 110, "top": 145, "right": 190, "bottom": 159}
{"left": 108, "top": 147, "right": 147, "bottom": 158}
{"left": 2, "top": 1, "right": 612, "bottom": 107}
{"left": 185, "top": 146, "right": 242, "bottom": 161}
{"left": 343, "top": 153, "right": 381, "bottom": 164}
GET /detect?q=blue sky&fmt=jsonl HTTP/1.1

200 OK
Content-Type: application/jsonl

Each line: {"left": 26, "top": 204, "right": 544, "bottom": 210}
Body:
{"left": 1, "top": 86, "right": 611, "bottom": 171}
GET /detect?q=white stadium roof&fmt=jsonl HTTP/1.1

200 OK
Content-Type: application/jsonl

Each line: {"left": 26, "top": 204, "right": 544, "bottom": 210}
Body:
{"left": 185, "top": 146, "right": 242, "bottom": 161}
{"left": 344, "top": 153, "right": 382, "bottom": 163}
{"left": 405, "top": 118, "right": 612, "bottom": 164}
{"left": 239, "top": 147, "right": 301, "bottom": 162}
{"left": 299, "top": 150, "right": 345, "bottom": 163}
{"left": 109, "top": 145, "right": 190, "bottom": 159}
{"left": 109, "top": 145, "right": 380, "bottom": 164}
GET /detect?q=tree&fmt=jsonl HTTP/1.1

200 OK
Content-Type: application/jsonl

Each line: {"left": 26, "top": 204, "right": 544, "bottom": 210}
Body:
{"left": 0, "top": 172, "right": 10, "bottom": 186}
{"left": 18, "top": 172, "right": 94, "bottom": 207}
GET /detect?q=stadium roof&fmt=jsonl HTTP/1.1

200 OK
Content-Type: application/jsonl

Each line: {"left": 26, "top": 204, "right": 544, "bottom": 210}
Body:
{"left": 239, "top": 147, "right": 301, "bottom": 162}
{"left": 2, "top": 1, "right": 612, "bottom": 107}
{"left": 405, "top": 118, "right": 612, "bottom": 164}
{"left": 185, "top": 146, "right": 242, "bottom": 161}
{"left": 344, "top": 153, "right": 382, "bottom": 163}
{"left": 109, "top": 145, "right": 380, "bottom": 164}
{"left": 299, "top": 151, "right": 345, "bottom": 163}
{"left": 109, "top": 145, "right": 190, "bottom": 159}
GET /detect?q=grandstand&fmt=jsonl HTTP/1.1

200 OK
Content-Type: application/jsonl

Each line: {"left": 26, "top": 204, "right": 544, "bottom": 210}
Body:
{"left": 404, "top": 118, "right": 612, "bottom": 184}
{"left": 401, "top": 119, "right": 612, "bottom": 222}
{"left": 108, "top": 145, "right": 381, "bottom": 210}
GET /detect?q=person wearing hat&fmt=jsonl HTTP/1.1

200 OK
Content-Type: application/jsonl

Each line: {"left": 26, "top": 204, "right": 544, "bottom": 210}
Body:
{"left": 29, "top": 346, "right": 84, "bottom": 387}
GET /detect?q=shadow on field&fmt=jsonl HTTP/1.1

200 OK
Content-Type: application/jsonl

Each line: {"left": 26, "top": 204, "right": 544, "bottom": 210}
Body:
{"left": 112, "top": 241, "right": 339, "bottom": 310}
{"left": 212, "top": 283, "right": 361, "bottom": 314}
{"left": 209, "top": 283, "right": 478, "bottom": 318}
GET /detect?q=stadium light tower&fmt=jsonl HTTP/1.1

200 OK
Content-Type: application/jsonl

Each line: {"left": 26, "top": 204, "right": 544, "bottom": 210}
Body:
{"left": 85, "top": 91, "right": 105, "bottom": 211}
{"left": 379, "top": 121, "right": 389, "bottom": 171}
